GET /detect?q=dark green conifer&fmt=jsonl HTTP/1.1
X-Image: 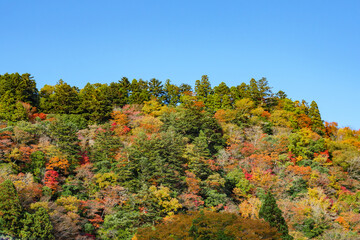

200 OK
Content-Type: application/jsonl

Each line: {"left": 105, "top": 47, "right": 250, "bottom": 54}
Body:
{"left": 309, "top": 100, "right": 325, "bottom": 134}
{"left": 259, "top": 192, "right": 293, "bottom": 240}
{"left": 0, "top": 179, "right": 23, "bottom": 236}
{"left": 193, "top": 130, "right": 211, "bottom": 158}
{"left": 195, "top": 75, "right": 212, "bottom": 104}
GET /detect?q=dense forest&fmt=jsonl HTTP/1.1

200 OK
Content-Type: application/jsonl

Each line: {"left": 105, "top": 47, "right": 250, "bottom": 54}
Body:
{"left": 0, "top": 72, "right": 359, "bottom": 239}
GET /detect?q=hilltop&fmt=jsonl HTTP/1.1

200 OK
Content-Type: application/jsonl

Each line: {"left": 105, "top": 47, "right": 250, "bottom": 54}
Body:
{"left": 0, "top": 73, "right": 359, "bottom": 239}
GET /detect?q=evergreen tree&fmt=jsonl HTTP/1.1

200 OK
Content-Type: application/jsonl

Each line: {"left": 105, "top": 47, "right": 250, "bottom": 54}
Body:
{"left": 117, "top": 77, "right": 131, "bottom": 106}
{"left": 0, "top": 92, "right": 28, "bottom": 121}
{"left": 119, "top": 130, "right": 187, "bottom": 191}
{"left": 90, "top": 124, "right": 122, "bottom": 173}
{"left": 0, "top": 180, "right": 23, "bottom": 236}
{"left": 48, "top": 115, "right": 82, "bottom": 166}
{"left": 39, "top": 84, "right": 55, "bottom": 112}
{"left": 107, "top": 81, "right": 124, "bottom": 107}
{"left": 148, "top": 78, "right": 164, "bottom": 102}
{"left": 163, "top": 79, "right": 180, "bottom": 106}
{"left": 129, "top": 79, "right": 150, "bottom": 104}
{"left": 0, "top": 73, "right": 39, "bottom": 121}
{"left": 50, "top": 80, "right": 80, "bottom": 114}
{"left": 19, "top": 208, "right": 54, "bottom": 240}
{"left": 206, "top": 94, "right": 221, "bottom": 112}
{"left": 195, "top": 75, "right": 212, "bottom": 104}
{"left": 276, "top": 90, "right": 287, "bottom": 99}
{"left": 179, "top": 83, "right": 192, "bottom": 93}
{"left": 258, "top": 77, "right": 272, "bottom": 104}
{"left": 309, "top": 100, "right": 325, "bottom": 135}
{"left": 238, "top": 82, "right": 250, "bottom": 99}
{"left": 78, "top": 83, "right": 112, "bottom": 123}
{"left": 249, "top": 78, "right": 261, "bottom": 105}
{"left": 0, "top": 72, "right": 39, "bottom": 107}
{"left": 193, "top": 130, "right": 211, "bottom": 158}
{"left": 259, "top": 192, "right": 293, "bottom": 240}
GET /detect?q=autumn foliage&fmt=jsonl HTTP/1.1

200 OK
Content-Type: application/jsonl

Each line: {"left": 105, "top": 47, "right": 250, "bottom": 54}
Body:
{"left": 0, "top": 73, "right": 359, "bottom": 239}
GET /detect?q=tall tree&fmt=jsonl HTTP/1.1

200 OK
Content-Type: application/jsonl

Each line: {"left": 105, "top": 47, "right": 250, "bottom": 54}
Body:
{"left": 89, "top": 124, "right": 122, "bottom": 173}
{"left": 213, "top": 82, "right": 231, "bottom": 109}
{"left": 0, "top": 73, "right": 39, "bottom": 121}
{"left": 309, "top": 100, "right": 325, "bottom": 135}
{"left": 129, "top": 79, "right": 150, "bottom": 104}
{"left": 78, "top": 83, "right": 112, "bottom": 123}
{"left": 119, "top": 130, "right": 187, "bottom": 191}
{"left": 0, "top": 92, "right": 28, "bottom": 121}
{"left": 258, "top": 77, "right": 272, "bottom": 104}
{"left": 41, "top": 80, "right": 80, "bottom": 114}
{"left": 0, "top": 180, "right": 23, "bottom": 236}
{"left": 195, "top": 75, "right": 212, "bottom": 104}
{"left": 148, "top": 78, "right": 164, "bottom": 102}
{"left": 0, "top": 72, "right": 39, "bottom": 107}
{"left": 259, "top": 192, "right": 293, "bottom": 240}
{"left": 163, "top": 79, "right": 181, "bottom": 106}
{"left": 118, "top": 77, "right": 131, "bottom": 106}
{"left": 48, "top": 115, "right": 82, "bottom": 166}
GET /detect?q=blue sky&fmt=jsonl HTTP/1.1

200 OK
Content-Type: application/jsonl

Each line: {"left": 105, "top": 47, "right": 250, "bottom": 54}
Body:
{"left": 1, "top": 1, "right": 359, "bottom": 129}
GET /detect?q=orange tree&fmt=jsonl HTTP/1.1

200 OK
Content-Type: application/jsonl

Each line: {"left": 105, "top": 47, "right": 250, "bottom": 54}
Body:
{"left": 136, "top": 211, "right": 281, "bottom": 240}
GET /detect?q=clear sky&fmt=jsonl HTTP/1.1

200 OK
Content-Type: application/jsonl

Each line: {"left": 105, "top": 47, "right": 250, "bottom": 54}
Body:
{"left": 1, "top": 0, "right": 359, "bottom": 129}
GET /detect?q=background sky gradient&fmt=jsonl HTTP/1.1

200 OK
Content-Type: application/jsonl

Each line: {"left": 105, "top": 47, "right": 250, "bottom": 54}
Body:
{"left": 1, "top": 0, "right": 359, "bottom": 129}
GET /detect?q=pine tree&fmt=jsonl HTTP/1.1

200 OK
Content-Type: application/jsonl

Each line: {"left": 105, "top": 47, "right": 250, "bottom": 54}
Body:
{"left": 259, "top": 192, "right": 293, "bottom": 240}
{"left": 195, "top": 75, "right": 212, "bottom": 104}
{"left": 0, "top": 180, "right": 23, "bottom": 236}
{"left": 193, "top": 130, "right": 211, "bottom": 158}
{"left": 309, "top": 100, "right": 325, "bottom": 135}
{"left": 52, "top": 79, "right": 80, "bottom": 114}
{"left": 148, "top": 78, "right": 164, "bottom": 102}
{"left": 118, "top": 77, "right": 131, "bottom": 106}
{"left": 163, "top": 79, "right": 180, "bottom": 106}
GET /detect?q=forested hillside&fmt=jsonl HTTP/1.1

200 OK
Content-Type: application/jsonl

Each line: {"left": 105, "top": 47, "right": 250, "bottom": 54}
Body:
{"left": 0, "top": 73, "right": 359, "bottom": 239}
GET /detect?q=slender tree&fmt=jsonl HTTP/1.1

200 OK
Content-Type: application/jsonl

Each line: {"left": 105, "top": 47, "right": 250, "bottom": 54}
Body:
{"left": 309, "top": 100, "right": 325, "bottom": 135}
{"left": 259, "top": 192, "right": 293, "bottom": 240}
{"left": 0, "top": 180, "right": 23, "bottom": 236}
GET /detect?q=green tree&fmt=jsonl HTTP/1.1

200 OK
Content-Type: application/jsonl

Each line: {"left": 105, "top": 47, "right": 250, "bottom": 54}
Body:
{"left": 0, "top": 92, "right": 28, "bottom": 121}
{"left": 0, "top": 73, "right": 39, "bottom": 107}
{"left": 90, "top": 124, "right": 122, "bottom": 173}
{"left": 119, "top": 130, "right": 187, "bottom": 191}
{"left": 40, "top": 80, "right": 80, "bottom": 114}
{"left": 48, "top": 115, "right": 82, "bottom": 167}
{"left": 148, "top": 78, "right": 164, "bottom": 102}
{"left": 107, "top": 77, "right": 131, "bottom": 107}
{"left": 0, "top": 180, "right": 23, "bottom": 236}
{"left": 259, "top": 192, "right": 293, "bottom": 240}
{"left": 309, "top": 100, "right": 325, "bottom": 135}
{"left": 19, "top": 208, "right": 54, "bottom": 240}
{"left": 258, "top": 77, "right": 272, "bottom": 105}
{"left": 195, "top": 75, "right": 212, "bottom": 104}
{"left": 129, "top": 79, "right": 150, "bottom": 104}
{"left": 78, "top": 83, "right": 112, "bottom": 123}
{"left": 163, "top": 79, "right": 181, "bottom": 106}
{"left": 179, "top": 83, "right": 192, "bottom": 93}
{"left": 28, "top": 151, "right": 46, "bottom": 182}
{"left": 288, "top": 128, "right": 325, "bottom": 159}
{"left": 39, "top": 84, "right": 55, "bottom": 112}
{"left": 193, "top": 130, "right": 211, "bottom": 159}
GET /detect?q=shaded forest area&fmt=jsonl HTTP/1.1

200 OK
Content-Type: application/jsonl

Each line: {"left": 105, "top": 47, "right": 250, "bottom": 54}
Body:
{"left": 0, "top": 73, "right": 359, "bottom": 239}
